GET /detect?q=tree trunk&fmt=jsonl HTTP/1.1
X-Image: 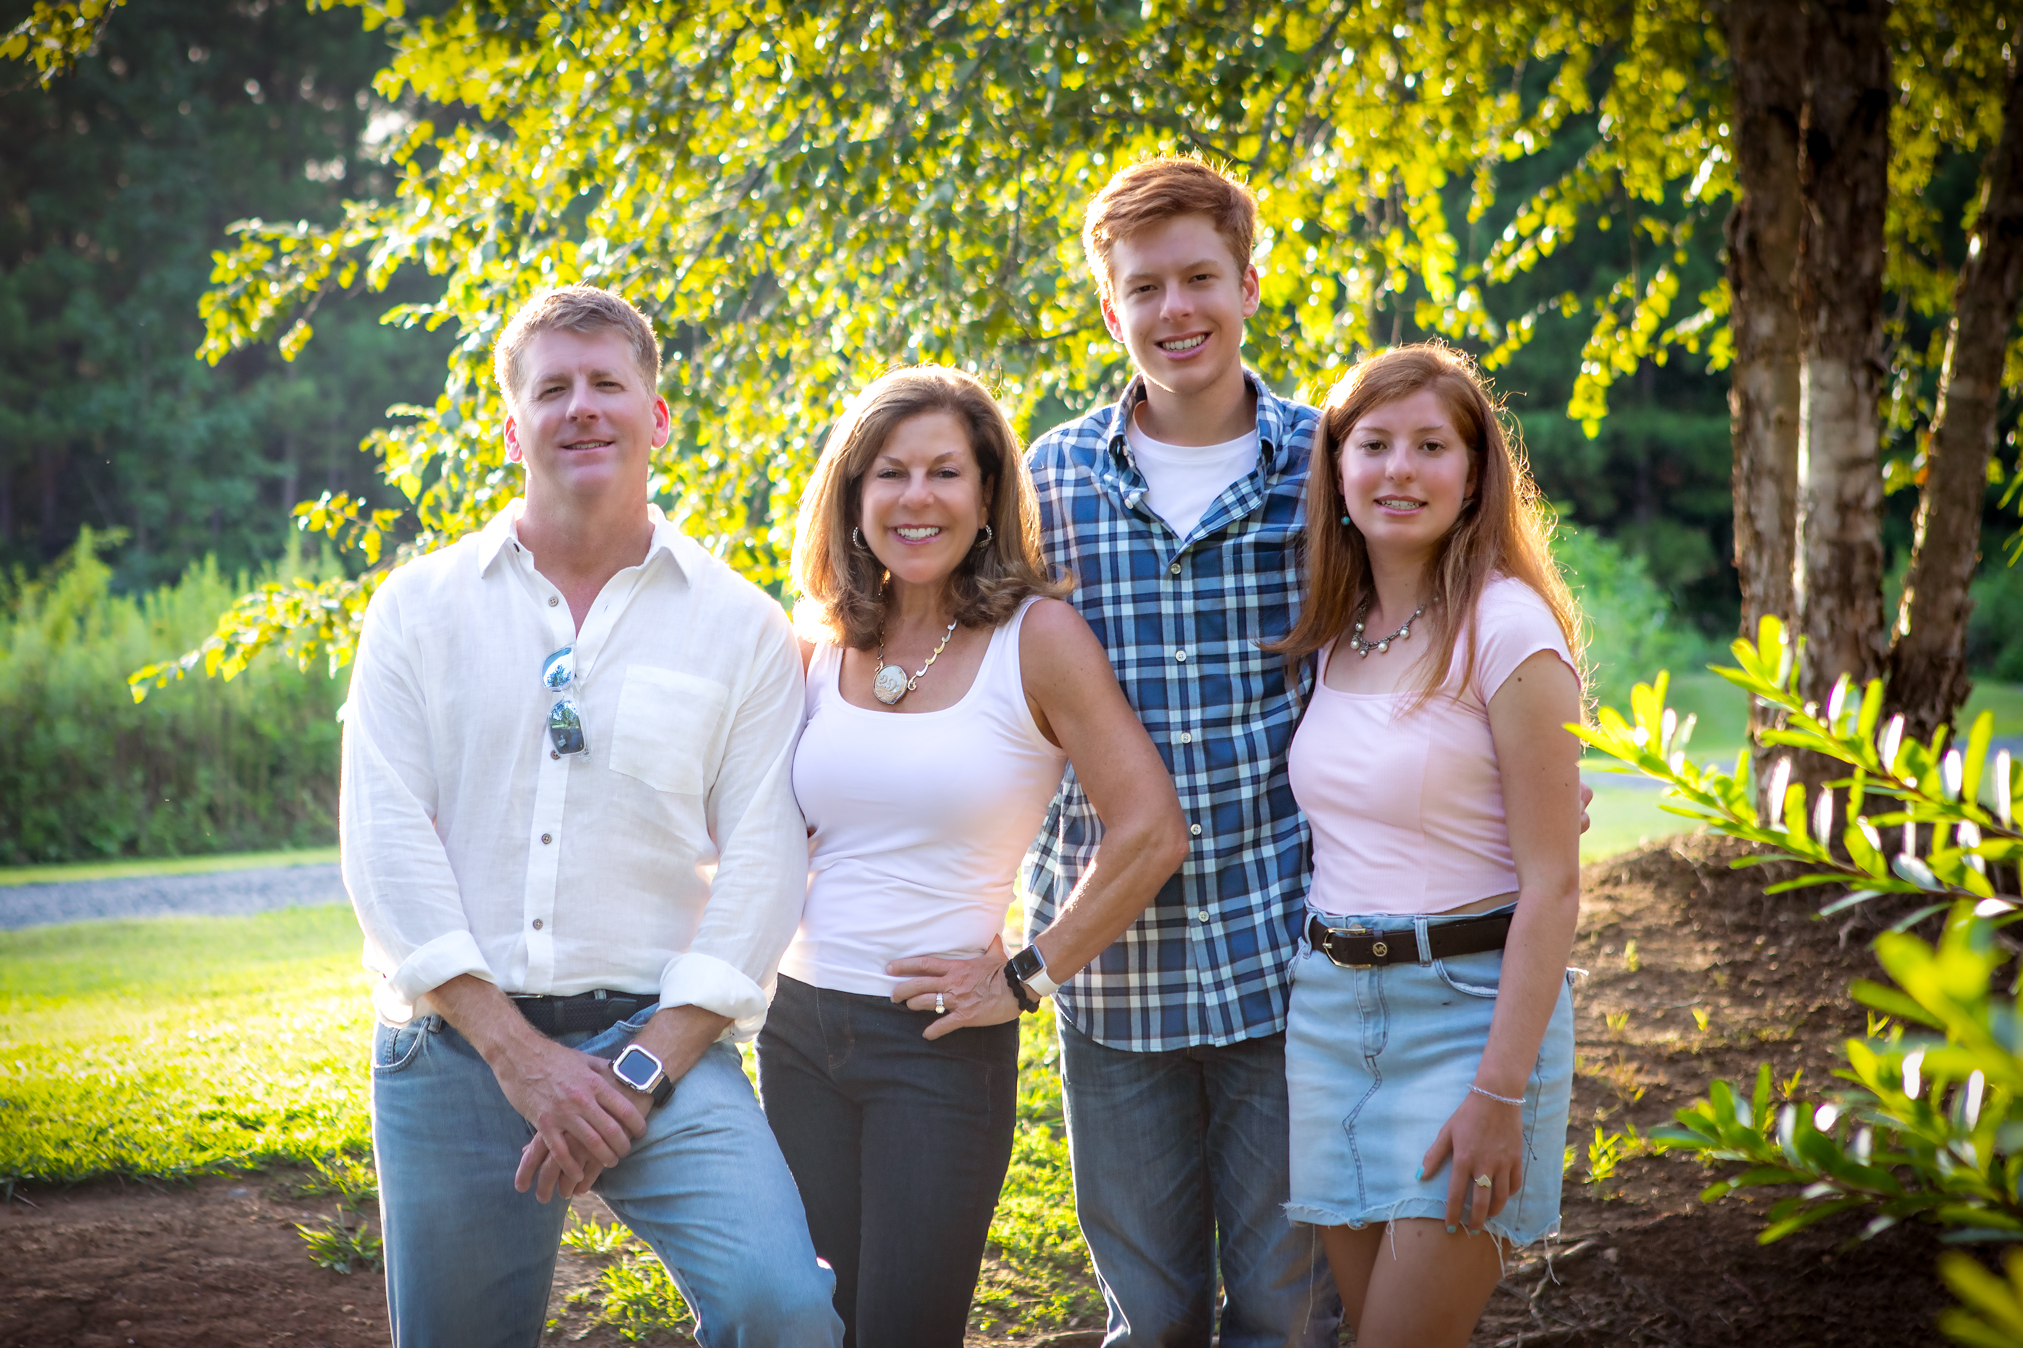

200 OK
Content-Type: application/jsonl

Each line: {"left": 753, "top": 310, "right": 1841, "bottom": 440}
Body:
{"left": 1885, "top": 62, "right": 2023, "bottom": 746}
{"left": 1724, "top": 0, "right": 1808, "bottom": 797}
{"left": 1794, "top": 0, "right": 1892, "bottom": 727}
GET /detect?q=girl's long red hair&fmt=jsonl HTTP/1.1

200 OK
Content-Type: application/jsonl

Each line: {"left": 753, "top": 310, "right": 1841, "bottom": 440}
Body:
{"left": 1272, "top": 344, "right": 1586, "bottom": 708}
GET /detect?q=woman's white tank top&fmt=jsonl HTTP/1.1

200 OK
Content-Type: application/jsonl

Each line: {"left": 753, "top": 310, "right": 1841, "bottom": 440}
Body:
{"left": 783, "top": 598, "right": 1070, "bottom": 997}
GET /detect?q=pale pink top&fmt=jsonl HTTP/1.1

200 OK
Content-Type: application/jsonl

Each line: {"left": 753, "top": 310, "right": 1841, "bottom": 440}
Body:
{"left": 1288, "top": 576, "right": 1576, "bottom": 917}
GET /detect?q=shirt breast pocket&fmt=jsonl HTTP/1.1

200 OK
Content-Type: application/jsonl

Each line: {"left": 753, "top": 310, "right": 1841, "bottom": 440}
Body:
{"left": 607, "top": 666, "right": 729, "bottom": 796}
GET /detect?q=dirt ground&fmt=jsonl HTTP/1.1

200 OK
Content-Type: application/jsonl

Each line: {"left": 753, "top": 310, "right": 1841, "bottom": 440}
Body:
{"left": 0, "top": 835, "right": 1957, "bottom": 1348}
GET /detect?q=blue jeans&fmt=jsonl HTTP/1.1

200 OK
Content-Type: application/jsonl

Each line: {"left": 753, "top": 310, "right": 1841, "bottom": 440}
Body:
{"left": 757, "top": 975, "right": 1020, "bottom": 1348}
{"left": 1057, "top": 1017, "right": 1341, "bottom": 1347}
{"left": 371, "top": 1008, "right": 843, "bottom": 1348}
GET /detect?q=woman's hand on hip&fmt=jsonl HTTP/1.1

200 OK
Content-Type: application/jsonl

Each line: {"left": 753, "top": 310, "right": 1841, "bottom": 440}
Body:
{"left": 1422, "top": 1088, "right": 1527, "bottom": 1235}
{"left": 888, "top": 933, "right": 1021, "bottom": 1040}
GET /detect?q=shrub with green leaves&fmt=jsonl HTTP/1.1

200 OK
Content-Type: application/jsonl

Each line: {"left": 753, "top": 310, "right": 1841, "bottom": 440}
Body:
{"left": 1578, "top": 614, "right": 2023, "bottom": 1346}
{"left": 1655, "top": 912, "right": 2023, "bottom": 1246}
{"left": 0, "top": 529, "right": 348, "bottom": 863}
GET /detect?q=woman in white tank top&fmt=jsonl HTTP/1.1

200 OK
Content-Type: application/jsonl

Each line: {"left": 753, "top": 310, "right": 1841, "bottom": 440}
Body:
{"left": 758, "top": 366, "right": 1187, "bottom": 1348}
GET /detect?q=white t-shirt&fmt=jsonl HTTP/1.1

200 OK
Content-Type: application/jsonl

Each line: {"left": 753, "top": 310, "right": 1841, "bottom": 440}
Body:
{"left": 1124, "top": 409, "right": 1261, "bottom": 538}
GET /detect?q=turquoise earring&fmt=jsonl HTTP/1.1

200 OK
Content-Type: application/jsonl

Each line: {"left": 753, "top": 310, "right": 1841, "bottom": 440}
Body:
{"left": 1339, "top": 514, "right": 1351, "bottom": 525}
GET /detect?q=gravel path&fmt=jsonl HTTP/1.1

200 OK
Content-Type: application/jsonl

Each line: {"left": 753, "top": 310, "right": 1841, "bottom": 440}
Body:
{"left": 0, "top": 864, "right": 346, "bottom": 932}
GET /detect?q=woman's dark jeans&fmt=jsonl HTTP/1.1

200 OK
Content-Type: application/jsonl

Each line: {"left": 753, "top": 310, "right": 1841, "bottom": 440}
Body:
{"left": 757, "top": 974, "right": 1019, "bottom": 1348}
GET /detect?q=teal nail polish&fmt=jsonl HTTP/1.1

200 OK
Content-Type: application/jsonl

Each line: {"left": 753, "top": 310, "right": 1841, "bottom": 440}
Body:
{"left": 1446, "top": 1224, "right": 1457, "bottom": 1234}
{"left": 1415, "top": 1165, "right": 1423, "bottom": 1181}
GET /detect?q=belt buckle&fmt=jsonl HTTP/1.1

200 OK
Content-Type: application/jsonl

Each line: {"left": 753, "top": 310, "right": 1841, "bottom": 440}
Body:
{"left": 1336, "top": 923, "right": 1377, "bottom": 970}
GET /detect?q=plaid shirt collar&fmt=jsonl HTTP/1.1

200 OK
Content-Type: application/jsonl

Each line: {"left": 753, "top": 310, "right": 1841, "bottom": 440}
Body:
{"left": 1084, "top": 370, "right": 1302, "bottom": 534}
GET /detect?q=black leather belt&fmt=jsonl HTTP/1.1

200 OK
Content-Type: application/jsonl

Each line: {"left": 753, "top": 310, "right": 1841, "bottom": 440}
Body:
{"left": 510, "top": 990, "right": 656, "bottom": 1036}
{"left": 1307, "top": 913, "right": 1512, "bottom": 969}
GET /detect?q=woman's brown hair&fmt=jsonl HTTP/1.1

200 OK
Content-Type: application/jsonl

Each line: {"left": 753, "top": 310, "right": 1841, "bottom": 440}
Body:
{"left": 791, "top": 366, "right": 1069, "bottom": 649}
{"left": 1273, "top": 343, "right": 1586, "bottom": 708}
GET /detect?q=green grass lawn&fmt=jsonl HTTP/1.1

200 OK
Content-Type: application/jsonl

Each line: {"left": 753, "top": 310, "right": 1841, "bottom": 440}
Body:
{"left": 1963, "top": 680, "right": 2023, "bottom": 739}
{"left": 1580, "top": 782, "right": 1701, "bottom": 864}
{"left": 0, "top": 845, "right": 339, "bottom": 888}
{"left": 0, "top": 904, "right": 1094, "bottom": 1336}
{"left": 0, "top": 905, "right": 373, "bottom": 1181}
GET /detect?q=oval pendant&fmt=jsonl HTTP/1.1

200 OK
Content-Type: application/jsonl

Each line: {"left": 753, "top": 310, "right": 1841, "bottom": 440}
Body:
{"left": 1376, "top": 640, "right": 1390, "bottom": 653}
{"left": 872, "top": 663, "right": 909, "bottom": 705}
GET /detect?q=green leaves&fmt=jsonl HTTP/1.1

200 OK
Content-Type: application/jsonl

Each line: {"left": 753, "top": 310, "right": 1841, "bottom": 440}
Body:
{"left": 1658, "top": 908, "right": 2023, "bottom": 1258}
{"left": 1571, "top": 614, "right": 2023, "bottom": 919}
{"left": 157, "top": 0, "right": 1745, "bottom": 674}
{"left": 1, "top": 1, "right": 126, "bottom": 86}
{"left": 1940, "top": 1249, "right": 2023, "bottom": 1348}
{"left": 1591, "top": 616, "right": 2023, "bottom": 1336}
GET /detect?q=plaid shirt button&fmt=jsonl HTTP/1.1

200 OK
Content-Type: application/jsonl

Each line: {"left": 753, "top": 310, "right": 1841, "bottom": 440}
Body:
{"left": 1023, "top": 371, "right": 1318, "bottom": 1052}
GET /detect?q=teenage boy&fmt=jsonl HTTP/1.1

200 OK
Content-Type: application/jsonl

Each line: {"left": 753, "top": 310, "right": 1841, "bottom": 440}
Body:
{"left": 342, "top": 285, "right": 843, "bottom": 1347}
{"left": 1020, "top": 156, "right": 1338, "bottom": 1348}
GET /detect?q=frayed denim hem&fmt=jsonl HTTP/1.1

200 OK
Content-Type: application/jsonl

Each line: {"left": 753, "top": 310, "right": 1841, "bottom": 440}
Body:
{"left": 1285, "top": 1198, "right": 1563, "bottom": 1248}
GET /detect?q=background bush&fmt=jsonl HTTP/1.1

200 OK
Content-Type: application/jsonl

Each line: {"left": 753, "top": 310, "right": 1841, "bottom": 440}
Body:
{"left": 1968, "top": 561, "right": 2023, "bottom": 683}
{"left": 0, "top": 530, "right": 346, "bottom": 865}
{"left": 1556, "top": 523, "right": 1713, "bottom": 714}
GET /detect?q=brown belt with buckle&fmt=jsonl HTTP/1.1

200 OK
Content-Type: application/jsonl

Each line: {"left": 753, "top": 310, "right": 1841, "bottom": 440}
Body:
{"left": 1307, "top": 912, "right": 1512, "bottom": 969}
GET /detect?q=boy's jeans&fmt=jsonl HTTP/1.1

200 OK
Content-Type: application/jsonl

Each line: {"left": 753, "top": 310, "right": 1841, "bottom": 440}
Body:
{"left": 371, "top": 1007, "right": 843, "bottom": 1348}
{"left": 1058, "top": 1017, "right": 1341, "bottom": 1348}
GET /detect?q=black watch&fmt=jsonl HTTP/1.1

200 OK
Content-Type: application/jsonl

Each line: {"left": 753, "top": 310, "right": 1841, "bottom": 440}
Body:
{"left": 1002, "top": 959, "right": 1041, "bottom": 1014}
{"left": 612, "top": 1043, "right": 675, "bottom": 1107}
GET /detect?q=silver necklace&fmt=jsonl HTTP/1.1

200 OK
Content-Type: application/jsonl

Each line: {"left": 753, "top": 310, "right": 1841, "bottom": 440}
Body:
{"left": 873, "top": 619, "right": 959, "bottom": 705}
{"left": 1346, "top": 600, "right": 1424, "bottom": 658}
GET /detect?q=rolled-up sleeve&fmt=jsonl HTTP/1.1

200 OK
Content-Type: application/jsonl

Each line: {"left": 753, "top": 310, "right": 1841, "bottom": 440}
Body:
{"left": 656, "top": 598, "right": 807, "bottom": 1038}
{"left": 341, "top": 579, "right": 494, "bottom": 1022}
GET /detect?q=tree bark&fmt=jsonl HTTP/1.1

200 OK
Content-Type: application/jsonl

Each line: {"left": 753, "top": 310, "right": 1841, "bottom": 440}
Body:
{"left": 1724, "top": 0, "right": 1808, "bottom": 795}
{"left": 1795, "top": 0, "right": 1892, "bottom": 722}
{"left": 1885, "top": 62, "right": 2023, "bottom": 745}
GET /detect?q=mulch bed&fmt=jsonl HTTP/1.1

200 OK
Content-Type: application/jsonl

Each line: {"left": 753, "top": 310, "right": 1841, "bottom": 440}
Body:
{"left": 0, "top": 835, "right": 1961, "bottom": 1347}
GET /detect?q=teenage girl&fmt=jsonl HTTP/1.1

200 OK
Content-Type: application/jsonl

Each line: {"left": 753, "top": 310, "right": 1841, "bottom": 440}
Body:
{"left": 1275, "top": 344, "right": 1583, "bottom": 1347}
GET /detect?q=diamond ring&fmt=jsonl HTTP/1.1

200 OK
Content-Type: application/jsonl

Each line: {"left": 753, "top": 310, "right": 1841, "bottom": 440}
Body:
{"left": 934, "top": 992, "right": 946, "bottom": 1015}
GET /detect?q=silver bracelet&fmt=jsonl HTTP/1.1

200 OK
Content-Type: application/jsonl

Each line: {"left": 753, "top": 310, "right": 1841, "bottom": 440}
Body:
{"left": 1470, "top": 1084, "right": 1524, "bottom": 1106}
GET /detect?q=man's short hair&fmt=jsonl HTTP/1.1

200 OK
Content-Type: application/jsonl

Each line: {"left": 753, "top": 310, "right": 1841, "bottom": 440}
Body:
{"left": 493, "top": 285, "right": 661, "bottom": 407}
{"left": 1080, "top": 156, "right": 1259, "bottom": 301}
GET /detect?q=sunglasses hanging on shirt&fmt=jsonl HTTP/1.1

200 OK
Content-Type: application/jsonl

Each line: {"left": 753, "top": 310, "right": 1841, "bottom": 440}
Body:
{"left": 542, "top": 646, "right": 587, "bottom": 757}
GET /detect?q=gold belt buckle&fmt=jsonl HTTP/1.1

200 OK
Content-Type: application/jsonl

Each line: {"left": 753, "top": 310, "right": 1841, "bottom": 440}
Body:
{"left": 1343, "top": 923, "right": 1376, "bottom": 969}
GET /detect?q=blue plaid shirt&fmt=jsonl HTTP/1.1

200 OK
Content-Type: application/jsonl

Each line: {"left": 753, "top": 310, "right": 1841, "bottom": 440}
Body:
{"left": 1023, "top": 372, "right": 1318, "bottom": 1051}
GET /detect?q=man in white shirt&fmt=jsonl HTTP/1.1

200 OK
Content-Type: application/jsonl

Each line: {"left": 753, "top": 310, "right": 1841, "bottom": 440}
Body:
{"left": 342, "top": 285, "right": 842, "bottom": 1346}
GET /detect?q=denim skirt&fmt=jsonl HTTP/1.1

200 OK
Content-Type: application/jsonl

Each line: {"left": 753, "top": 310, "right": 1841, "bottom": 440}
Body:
{"left": 1284, "top": 907, "right": 1576, "bottom": 1247}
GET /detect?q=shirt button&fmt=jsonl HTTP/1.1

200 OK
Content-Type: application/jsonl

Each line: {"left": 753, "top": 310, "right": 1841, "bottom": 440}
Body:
{"left": 1196, "top": 910, "right": 1210, "bottom": 922}
{"left": 1174, "top": 649, "right": 1187, "bottom": 662}
{"left": 532, "top": 919, "right": 543, "bottom": 930}
{"left": 1180, "top": 732, "right": 1192, "bottom": 744}
{"left": 1189, "top": 824, "right": 1202, "bottom": 836}
{"left": 548, "top": 596, "right": 559, "bottom": 607}
{"left": 1169, "top": 563, "right": 1181, "bottom": 575}
{"left": 550, "top": 750, "right": 560, "bottom": 760}
{"left": 540, "top": 833, "right": 553, "bottom": 844}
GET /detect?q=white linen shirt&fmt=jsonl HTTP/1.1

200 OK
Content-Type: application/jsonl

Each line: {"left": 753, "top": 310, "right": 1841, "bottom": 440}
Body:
{"left": 340, "top": 500, "right": 807, "bottom": 1038}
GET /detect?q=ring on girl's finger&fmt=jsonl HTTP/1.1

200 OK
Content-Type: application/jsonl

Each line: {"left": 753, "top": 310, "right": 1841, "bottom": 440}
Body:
{"left": 1473, "top": 1174, "right": 1493, "bottom": 1188}
{"left": 934, "top": 992, "right": 946, "bottom": 1015}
